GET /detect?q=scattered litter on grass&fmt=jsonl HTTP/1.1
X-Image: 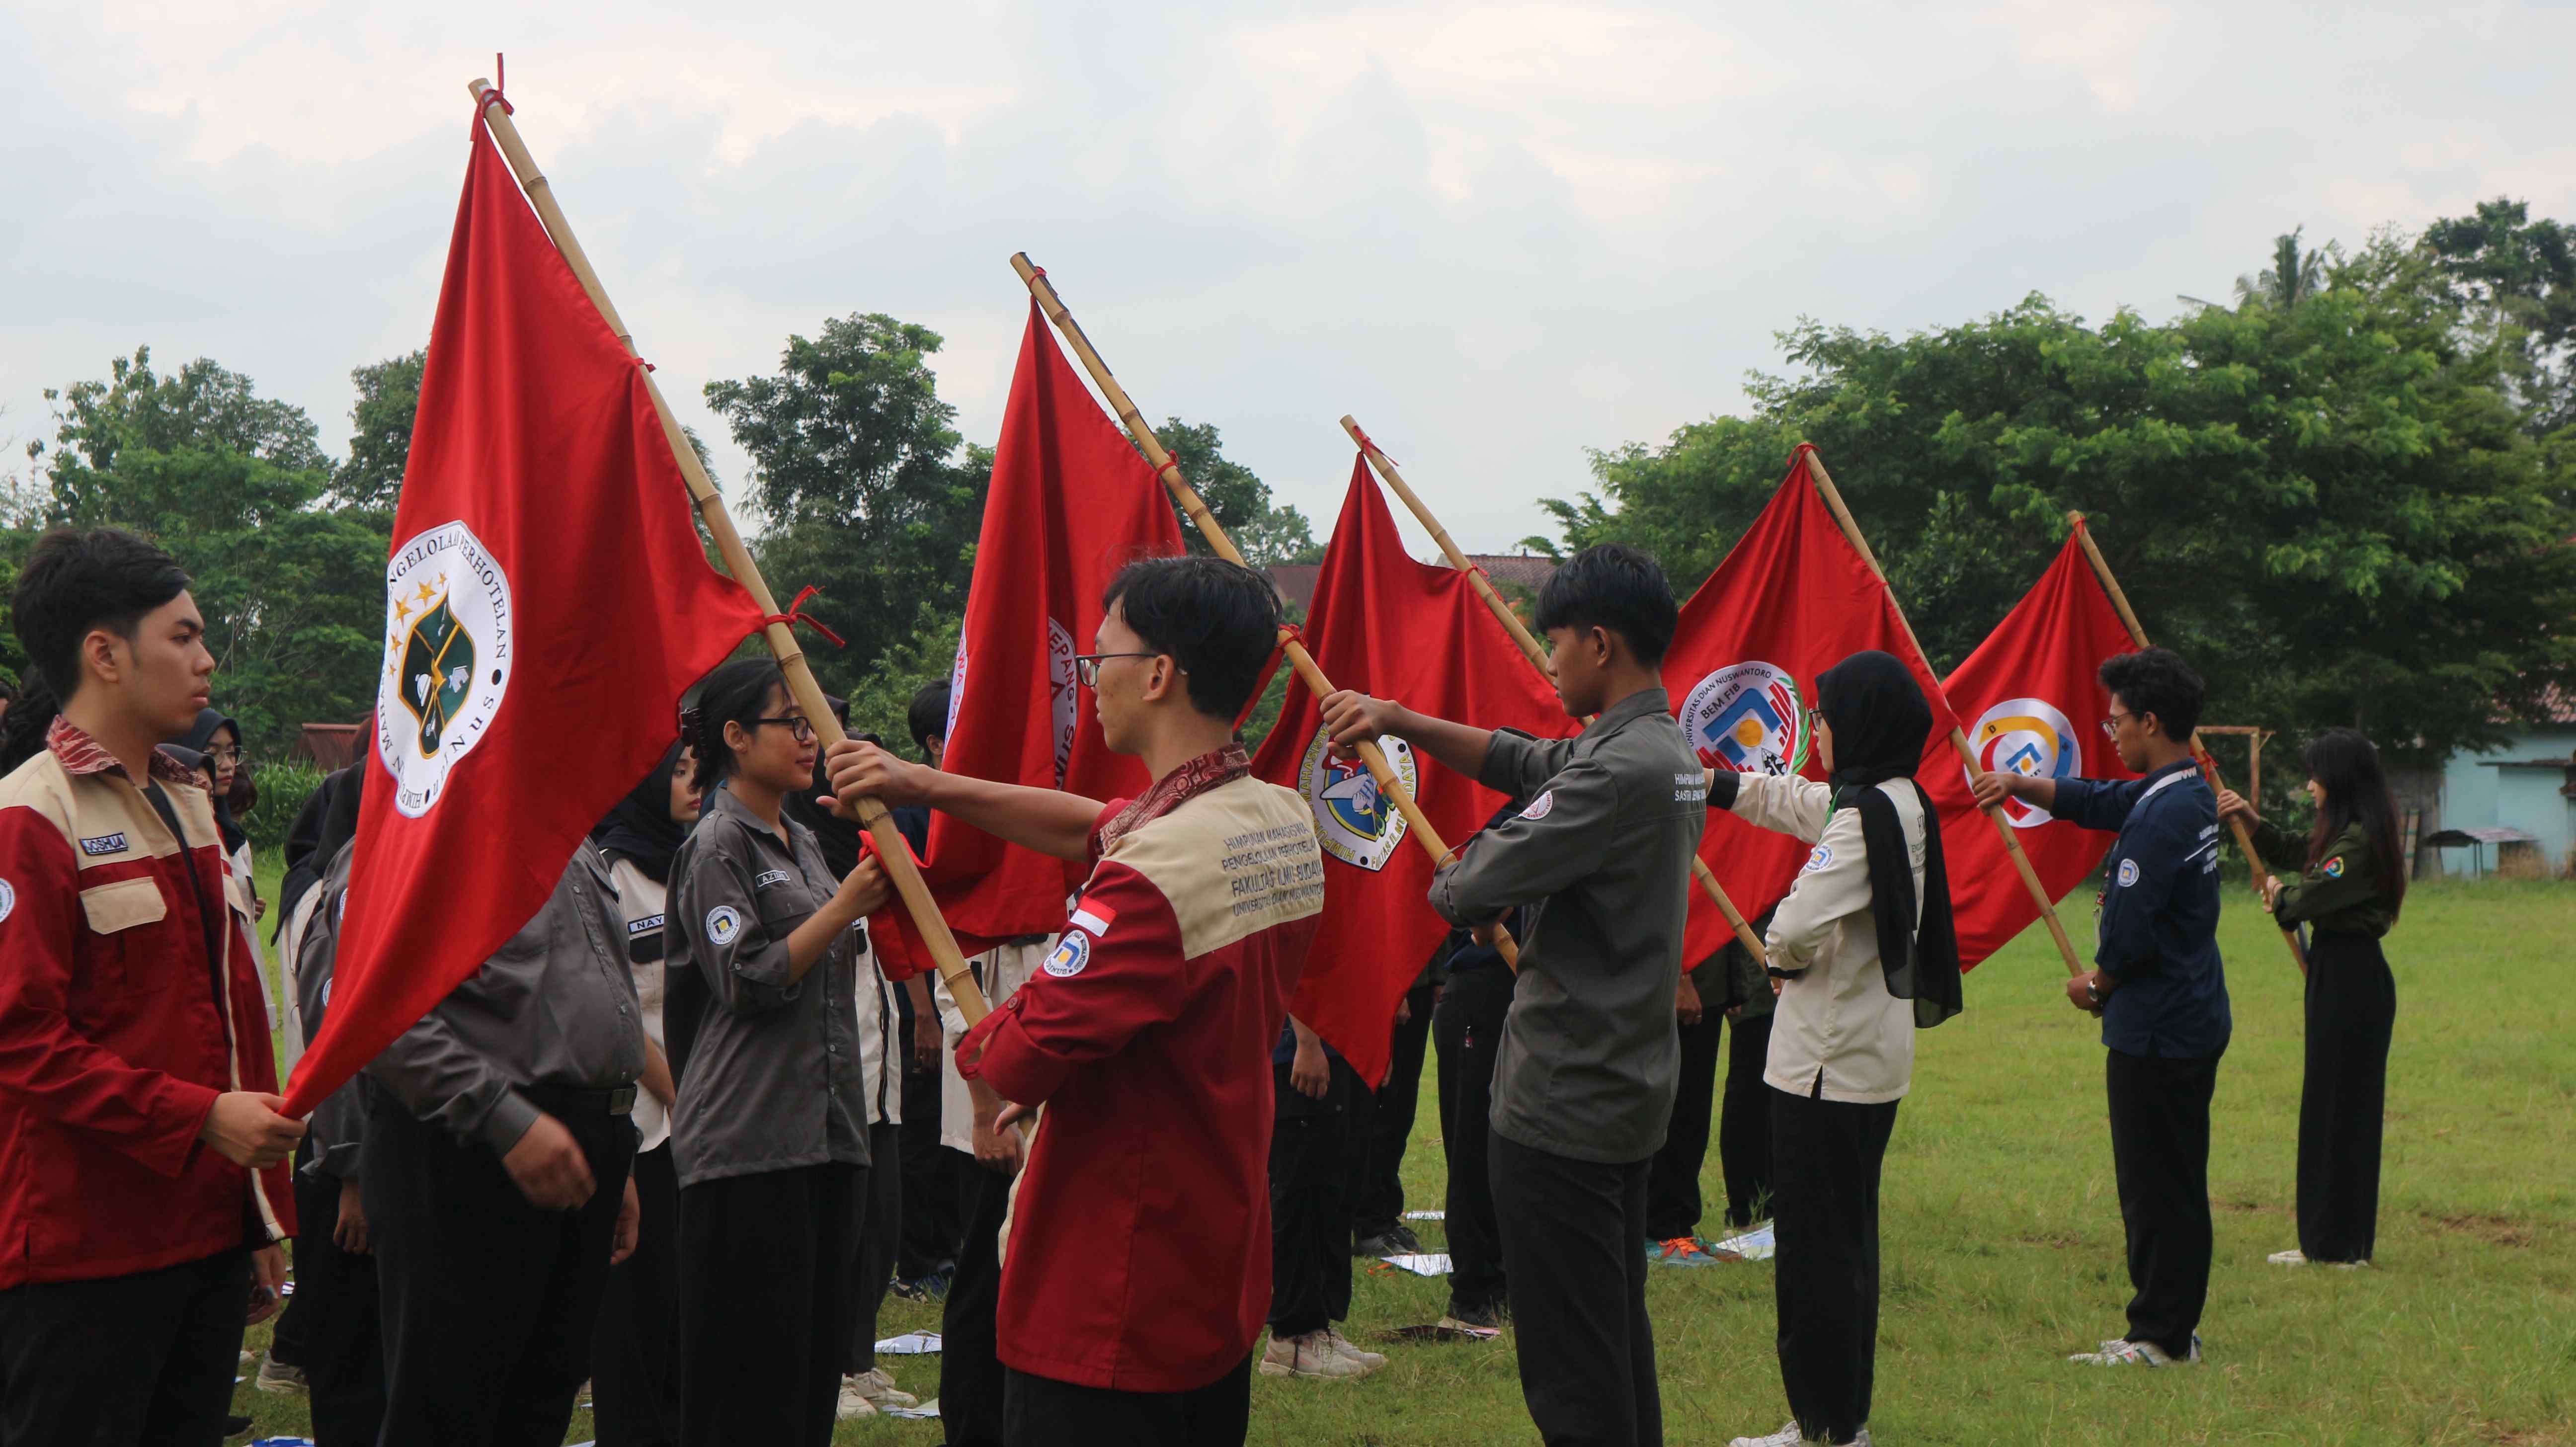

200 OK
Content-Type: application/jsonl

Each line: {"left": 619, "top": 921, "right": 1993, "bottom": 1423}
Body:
{"left": 1376, "top": 1253, "right": 1452, "bottom": 1277}
{"left": 252, "top": 1439, "right": 317, "bottom": 1447}
{"left": 885, "top": 1400, "right": 942, "bottom": 1420}
{"left": 1709, "top": 1224, "right": 1775, "bottom": 1261}
{"left": 876, "top": 1331, "right": 943, "bottom": 1355}
{"left": 1402, "top": 1209, "right": 1445, "bottom": 1221}
{"left": 1380, "top": 1323, "right": 1500, "bottom": 1343}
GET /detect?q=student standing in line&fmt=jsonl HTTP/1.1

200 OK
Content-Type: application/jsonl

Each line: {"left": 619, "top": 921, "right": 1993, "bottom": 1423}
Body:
{"left": 890, "top": 679, "right": 965, "bottom": 1302}
{"left": 1427, "top": 812, "right": 1524, "bottom": 1334}
{"left": 1711, "top": 907, "right": 1780, "bottom": 1233}
{"left": 0, "top": 528, "right": 302, "bottom": 1445}
{"left": 2218, "top": 727, "right": 2405, "bottom": 1269}
{"left": 1261, "top": 1012, "right": 1384, "bottom": 1379}
{"left": 1322, "top": 543, "right": 1705, "bottom": 1447}
{"left": 1712, "top": 650, "right": 1963, "bottom": 1447}
{"left": 589, "top": 742, "right": 695, "bottom": 1447}
{"left": 1975, "top": 646, "right": 2230, "bottom": 1370}
{"left": 667, "top": 660, "right": 886, "bottom": 1447}
{"left": 1348, "top": 955, "right": 1437, "bottom": 1258}
{"left": 1643, "top": 945, "right": 1732, "bottom": 1269}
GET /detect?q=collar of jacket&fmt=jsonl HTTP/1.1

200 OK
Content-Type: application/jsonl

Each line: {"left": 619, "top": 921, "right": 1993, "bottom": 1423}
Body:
{"left": 48, "top": 715, "right": 203, "bottom": 790}
{"left": 1576, "top": 686, "right": 1672, "bottom": 750}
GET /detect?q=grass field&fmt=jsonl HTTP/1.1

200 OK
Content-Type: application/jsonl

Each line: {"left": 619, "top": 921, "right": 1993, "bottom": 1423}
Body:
{"left": 228, "top": 875, "right": 2576, "bottom": 1446}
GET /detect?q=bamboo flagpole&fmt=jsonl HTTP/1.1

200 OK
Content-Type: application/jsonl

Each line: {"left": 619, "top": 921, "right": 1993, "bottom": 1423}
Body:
{"left": 1010, "top": 254, "right": 1520, "bottom": 969}
{"left": 1340, "top": 415, "right": 1772, "bottom": 966}
{"left": 1797, "top": 447, "right": 2089, "bottom": 979}
{"left": 2066, "top": 513, "right": 2309, "bottom": 977}
{"left": 467, "top": 79, "right": 992, "bottom": 1022}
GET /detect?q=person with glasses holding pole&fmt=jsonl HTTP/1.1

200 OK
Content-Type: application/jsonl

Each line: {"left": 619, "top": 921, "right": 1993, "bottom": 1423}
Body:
{"left": 666, "top": 658, "right": 890, "bottom": 1447}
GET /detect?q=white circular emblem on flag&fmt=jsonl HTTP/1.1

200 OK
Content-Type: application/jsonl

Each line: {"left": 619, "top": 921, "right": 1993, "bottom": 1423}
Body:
{"left": 1046, "top": 617, "right": 1078, "bottom": 788}
{"left": 1681, "top": 661, "right": 1808, "bottom": 777}
{"left": 1964, "top": 697, "right": 2081, "bottom": 828}
{"left": 1298, "top": 727, "right": 1418, "bottom": 872}
{"left": 1043, "top": 931, "right": 1092, "bottom": 978}
{"left": 0, "top": 878, "right": 14, "bottom": 923}
{"left": 376, "top": 520, "right": 514, "bottom": 819}
{"left": 705, "top": 905, "right": 742, "bottom": 945}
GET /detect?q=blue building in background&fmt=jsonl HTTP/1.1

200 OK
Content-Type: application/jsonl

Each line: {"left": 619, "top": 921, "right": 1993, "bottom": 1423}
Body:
{"left": 2428, "top": 687, "right": 2576, "bottom": 878}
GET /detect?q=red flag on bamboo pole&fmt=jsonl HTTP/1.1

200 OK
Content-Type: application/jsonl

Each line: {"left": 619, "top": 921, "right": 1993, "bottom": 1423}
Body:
{"left": 1920, "top": 530, "right": 2138, "bottom": 966}
{"left": 1248, "top": 458, "right": 1573, "bottom": 1086}
{"left": 1663, "top": 452, "right": 1958, "bottom": 968}
{"left": 284, "top": 116, "right": 768, "bottom": 1114}
{"left": 921, "top": 301, "right": 1188, "bottom": 941}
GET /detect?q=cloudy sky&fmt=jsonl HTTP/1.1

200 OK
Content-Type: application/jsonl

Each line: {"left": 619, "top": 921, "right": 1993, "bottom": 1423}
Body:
{"left": 5, "top": 1, "right": 2570, "bottom": 556}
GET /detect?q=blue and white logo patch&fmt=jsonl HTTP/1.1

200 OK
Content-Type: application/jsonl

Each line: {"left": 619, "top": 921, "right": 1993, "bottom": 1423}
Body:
{"left": 78, "top": 833, "right": 129, "bottom": 858}
{"left": 1803, "top": 843, "right": 1834, "bottom": 873}
{"left": 2117, "top": 858, "right": 2140, "bottom": 887}
{"left": 705, "top": 905, "right": 743, "bottom": 946}
{"left": 1520, "top": 790, "right": 1555, "bottom": 822}
{"left": 1043, "top": 931, "right": 1092, "bottom": 978}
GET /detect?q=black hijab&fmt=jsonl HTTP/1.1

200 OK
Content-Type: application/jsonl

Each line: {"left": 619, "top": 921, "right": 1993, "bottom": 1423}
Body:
{"left": 273, "top": 767, "right": 349, "bottom": 941}
{"left": 1816, "top": 650, "right": 1961, "bottom": 1029}
{"left": 594, "top": 744, "right": 691, "bottom": 884}
{"left": 177, "top": 708, "right": 248, "bottom": 854}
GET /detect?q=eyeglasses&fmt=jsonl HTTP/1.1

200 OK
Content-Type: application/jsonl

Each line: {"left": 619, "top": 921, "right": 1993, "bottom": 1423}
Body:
{"left": 755, "top": 716, "right": 816, "bottom": 744}
{"left": 208, "top": 748, "right": 244, "bottom": 766}
{"left": 2100, "top": 710, "right": 2135, "bottom": 739}
{"left": 1072, "top": 652, "right": 1159, "bottom": 688}
{"left": 1803, "top": 708, "right": 1824, "bottom": 736}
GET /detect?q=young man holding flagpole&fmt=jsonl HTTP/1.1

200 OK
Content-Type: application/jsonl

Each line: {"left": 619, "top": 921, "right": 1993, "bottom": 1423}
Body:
{"left": 828, "top": 555, "right": 1324, "bottom": 1447}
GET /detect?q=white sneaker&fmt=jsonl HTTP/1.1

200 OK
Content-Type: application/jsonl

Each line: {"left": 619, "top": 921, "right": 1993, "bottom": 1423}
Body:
{"left": 1257, "top": 1329, "right": 1374, "bottom": 1379}
{"left": 2069, "top": 1333, "right": 2201, "bottom": 1366}
{"left": 1325, "top": 1326, "right": 1387, "bottom": 1369}
{"left": 2268, "top": 1248, "right": 2309, "bottom": 1266}
{"left": 848, "top": 1367, "right": 919, "bottom": 1409}
{"left": 834, "top": 1378, "right": 881, "bottom": 1420}
{"left": 1728, "top": 1423, "right": 1869, "bottom": 1447}
{"left": 253, "top": 1354, "right": 307, "bottom": 1395}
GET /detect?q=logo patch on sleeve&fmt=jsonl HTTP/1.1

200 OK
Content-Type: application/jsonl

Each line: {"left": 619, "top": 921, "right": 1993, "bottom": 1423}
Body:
{"left": 2322, "top": 856, "right": 2346, "bottom": 879}
{"left": 1069, "top": 899, "right": 1119, "bottom": 938}
{"left": 0, "top": 878, "right": 14, "bottom": 923}
{"left": 77, "top": 833, "right": 129, "bottom": 858}
{"left": 2117, "top": 858, "right": 2140, "bottom": 887}
{"left": 752, "top": 869, "right": 792, "bottom": 891}
{"left": 1803, "top": 843, "right": 1834, "bottom": 873}
{"left": 704, "top": 905, "right": 743, "bottom": 946}
{"left": 1042, "top": 931, "right": 1092, "bottom": 978}
{"left": 1519, "top": 790, "right": 1555, "bottom": 821}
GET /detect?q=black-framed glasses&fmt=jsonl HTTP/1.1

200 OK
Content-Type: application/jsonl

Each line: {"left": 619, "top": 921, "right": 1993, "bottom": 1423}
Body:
{"left": 755, "top": 716, "right": 816, "bottom": 744}
{"left": 209, "top": 747, "right": 244, "bottom": 766}
{"left": 1073, "top": 652, "right": 1159, "bottom": 688}
{"left": 1803, "top": 708, "right": 1824, "bottom": 736}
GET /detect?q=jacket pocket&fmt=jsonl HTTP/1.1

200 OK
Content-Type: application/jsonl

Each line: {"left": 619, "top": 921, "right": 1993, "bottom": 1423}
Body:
{"left": 78, "top": 876, "right": 174, "bottom": 1003}
{"left": 80, "top": 876, "right": 169, "bottom": 933}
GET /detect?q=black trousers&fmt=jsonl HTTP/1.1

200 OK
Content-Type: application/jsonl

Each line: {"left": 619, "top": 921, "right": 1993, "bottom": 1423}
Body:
{"left": 939, "top": 1157, "right": 1013, "bottom": 1447}
{"left": 1350, "top": 978, "right": 1436, "bottom": 1235}
{"left": 678, "top": 1162, "right": 865, "bottom": 1447}
{"left": 2105, "top": 1048, "right": 2221, "bottom": 1358}
{"left": 850, "top": 1121, "right": 904, "bottom": 1372}
{"left": 269, "top": 1138, "right": 315, "bottom": 1369}
{"left": 368, "top": 1095, "right": 635, "bottom": 1447}
{"left": 1433, "top": 963, "right": 1514, "bottom": 1313}
{"left": 1269, "top": 1055, "right": 1356, "bottom": 1337}
{"left": 1490, "top": 1131, "right": 1658, "bottom": 1447}
{"left": 292, "top": 1167, "right": 385, "bottom": 1447}
{"left": 0, "top": 1247, "right": 249, "bottom": 1447}
{"left": 895, "top": 987, "right": 960, "bottom": 1280}
{"left": 592, "top": 1140, "right": 681, "bottom": 1447}
{"left": 1645, "top": 997, "right": 1726, "bottom": 1240}
{"left": 2299, "top": 933, "right": 2396, "bottom": 1263}
{"left": 1718, "top": 1012, "right": 1776, "bottom": 1228}
{"left": 1001, "top": 1355, "right": 1252, "bottom": 1447}
{"left": 1770, "top": 1087, "right": 1898, "bottom": 1445}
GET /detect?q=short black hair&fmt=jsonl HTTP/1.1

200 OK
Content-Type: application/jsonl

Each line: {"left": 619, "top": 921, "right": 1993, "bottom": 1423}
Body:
{"left": 682, "top": 657, "right": 790, "bottom": 792}
{"left": 1532, "top": 544, "right": 1677, "bottom": 664}
{"left": 2098, "top": 647, "right": 2204, "bottom": 741}
{"left": 0, "top": 678, "right": 16, "bottom": 704}
{"left": 1102, "top": 555, "right": 1282, "bottom": 721}
{"left": 908, "top": 680, "right": 953, "bottom": 757}
{"left": 11, "top": 528, "right": 191, "bottom": 703}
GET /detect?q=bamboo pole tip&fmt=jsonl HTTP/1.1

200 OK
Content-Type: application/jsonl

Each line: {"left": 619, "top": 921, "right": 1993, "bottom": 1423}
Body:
{"left": 1010, "top": 252, "right": 1036, "bottom": 278}
{"left": 467, "top": 78, "right": 493, "bottom": 100}
{"left": 1338, "top": 414, "right": 1360, "bottom": 431}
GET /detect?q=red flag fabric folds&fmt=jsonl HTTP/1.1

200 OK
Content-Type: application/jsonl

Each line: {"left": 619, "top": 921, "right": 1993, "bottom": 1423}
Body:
{"left": 1663, "top": 449, "right": 1956, "bottom": 969}
{"left": 1248, "top": 458, "right": 1574, "bottom": 1086}
{"left": 285, "top": 117, "right": 767, "bottom": 1113}
{"left": 923, "top": 302, "right": 1187, "bottom": 941}
{"left": 1920, "top": 527, "right": 2138, "bottom": 966}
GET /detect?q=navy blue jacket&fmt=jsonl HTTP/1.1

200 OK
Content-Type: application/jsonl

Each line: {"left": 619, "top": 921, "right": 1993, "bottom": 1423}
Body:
{"left": 2053, "top": 760, "right": 2232, "bottom": 1059}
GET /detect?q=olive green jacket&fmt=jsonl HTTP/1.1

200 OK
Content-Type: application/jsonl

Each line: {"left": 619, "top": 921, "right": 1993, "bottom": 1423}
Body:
{"left": 2251, "top": 819, "right": 2397, "bottom": 939}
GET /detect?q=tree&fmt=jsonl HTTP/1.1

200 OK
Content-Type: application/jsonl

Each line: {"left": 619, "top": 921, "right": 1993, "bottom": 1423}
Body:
{"left": 2236, "top": 227, "right": 2333, "bottom": 310}
{"left": 336, "top": 349, "right": 426, "bottom": 508}
{"left": 1534, "top": 235, "right": 2576, "bottom": 766}
{"left": 706, "top": 315, "right": 991, "bottom": 698}
{"left": 2423, "top": 198, "right": 2576, "bottom": 439}
{"left": 1147, "top": 418, "right": 1317, "bottom": 566}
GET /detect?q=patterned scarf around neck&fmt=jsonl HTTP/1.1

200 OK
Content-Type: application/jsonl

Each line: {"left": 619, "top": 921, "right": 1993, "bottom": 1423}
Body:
{"left": 1096, "top": 743, "right": 1253, "bottom": 854}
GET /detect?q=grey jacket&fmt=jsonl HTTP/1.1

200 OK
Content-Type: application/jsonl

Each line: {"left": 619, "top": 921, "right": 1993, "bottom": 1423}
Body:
{"left": 295, "top": 840, "right": 364, "bottom": 1182}
{"left": 1430, "top": 688, "right": 1708, "bottom": 1164}
{"left": 666, "top": 786, "right": 871, "bottom": 1190}
{"left": 366, "top": 844, "right": 646, "bottom": 1154}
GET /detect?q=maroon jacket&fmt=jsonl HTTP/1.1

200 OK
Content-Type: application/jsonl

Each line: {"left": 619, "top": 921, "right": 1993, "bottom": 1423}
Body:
{"left": 0, "top": 718, "right": 293, "bottom": 1288}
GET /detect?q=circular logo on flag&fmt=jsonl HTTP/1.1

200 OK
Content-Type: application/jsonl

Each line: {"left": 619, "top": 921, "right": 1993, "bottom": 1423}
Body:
{"left": 376, "top": 520, "right": 514, "bottom": 819}
{"left": 1681, "top": 661, "right": 1807, "bottom": 777}
{"left": 1043, "top": 931, "right": 1092, "bottom": 978}
{"left": 0, "top": 878, "right": 14, "bottom": 924}
{"left": 705, "top": 905, "right": 742, "bottom": 946}
{"left": 1046, "top": 618, "right": 1078, "bottom": 789}
{"left": 1964, "top": 698, "right": 2082, "bottom": 828}
{"left": 1298, "top": 728, "right": 1418, "bottom": 872}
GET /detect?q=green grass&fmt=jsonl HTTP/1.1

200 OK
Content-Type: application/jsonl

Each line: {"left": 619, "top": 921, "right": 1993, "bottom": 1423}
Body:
{"left": 227, "top": 878, "right": 2576, "bottom": 1445}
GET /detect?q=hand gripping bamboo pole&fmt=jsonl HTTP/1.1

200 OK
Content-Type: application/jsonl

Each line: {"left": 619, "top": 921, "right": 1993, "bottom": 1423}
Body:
{"left": 2065, "top": 513, "right": 2309, "bottom": 977}
{"left": 1011, "top": 255, "right": 1520, "bottom": 969}
{"left": 1797, "top": 447, "right": 2088, "bottom": 979}
{"left": 468, "top": 79, "right": 991, "bottom": 1022}
{"left": 1340, "top": 416, "right": 1771, "bottom": 965}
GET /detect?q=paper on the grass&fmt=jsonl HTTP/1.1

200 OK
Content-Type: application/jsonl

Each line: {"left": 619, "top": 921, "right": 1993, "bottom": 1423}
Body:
{"left": 252, "top": 1439, "right": 318, "bottom": 1447}
{"left": 1402, "top": 1209, "right": 1445, "bottom": 1221}
{"left": 876, "top": 1331, "right": 942, "bottom": 1355}
{"left": 1711, "top": 1224, "right": 1775, "bottom": 1261}
{"left": 1380, "top": 1253, "right": 1452, "bottom": 1276}
{"left": 885, "top": 1400, "right": 942, "bottom": 1420}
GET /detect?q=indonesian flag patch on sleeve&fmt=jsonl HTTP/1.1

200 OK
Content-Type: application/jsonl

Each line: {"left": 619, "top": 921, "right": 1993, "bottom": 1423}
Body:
{"left": 1069, "top": 898, "right": 1119, "bottom": 938}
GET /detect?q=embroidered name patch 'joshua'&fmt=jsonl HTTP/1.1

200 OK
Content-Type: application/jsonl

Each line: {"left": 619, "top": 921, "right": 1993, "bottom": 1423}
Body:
{"left": 78, "top": 833, "right": 129, "bottom": 857}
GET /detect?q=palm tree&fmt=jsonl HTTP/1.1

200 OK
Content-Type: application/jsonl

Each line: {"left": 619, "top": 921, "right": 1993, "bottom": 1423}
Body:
{"left": 2235, "top": 227, "right": 2330, "bottom": 309}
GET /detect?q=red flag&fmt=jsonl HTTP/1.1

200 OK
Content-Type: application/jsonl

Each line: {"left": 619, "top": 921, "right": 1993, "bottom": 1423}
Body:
{"left": 1248, "top": 458, "right": 1574, "bottom": 1086}
{"left": 1919, "top": 528, "right": 2138, "bottom": 965}
{"left": 284, "top": 117, "right": 767, "bottom": 1113}
{"left": 1664, "top": 449, "right": 1956, "bottom": 967}
{"left": 923, "top": 302, "right": 1186, "bottom": 940}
